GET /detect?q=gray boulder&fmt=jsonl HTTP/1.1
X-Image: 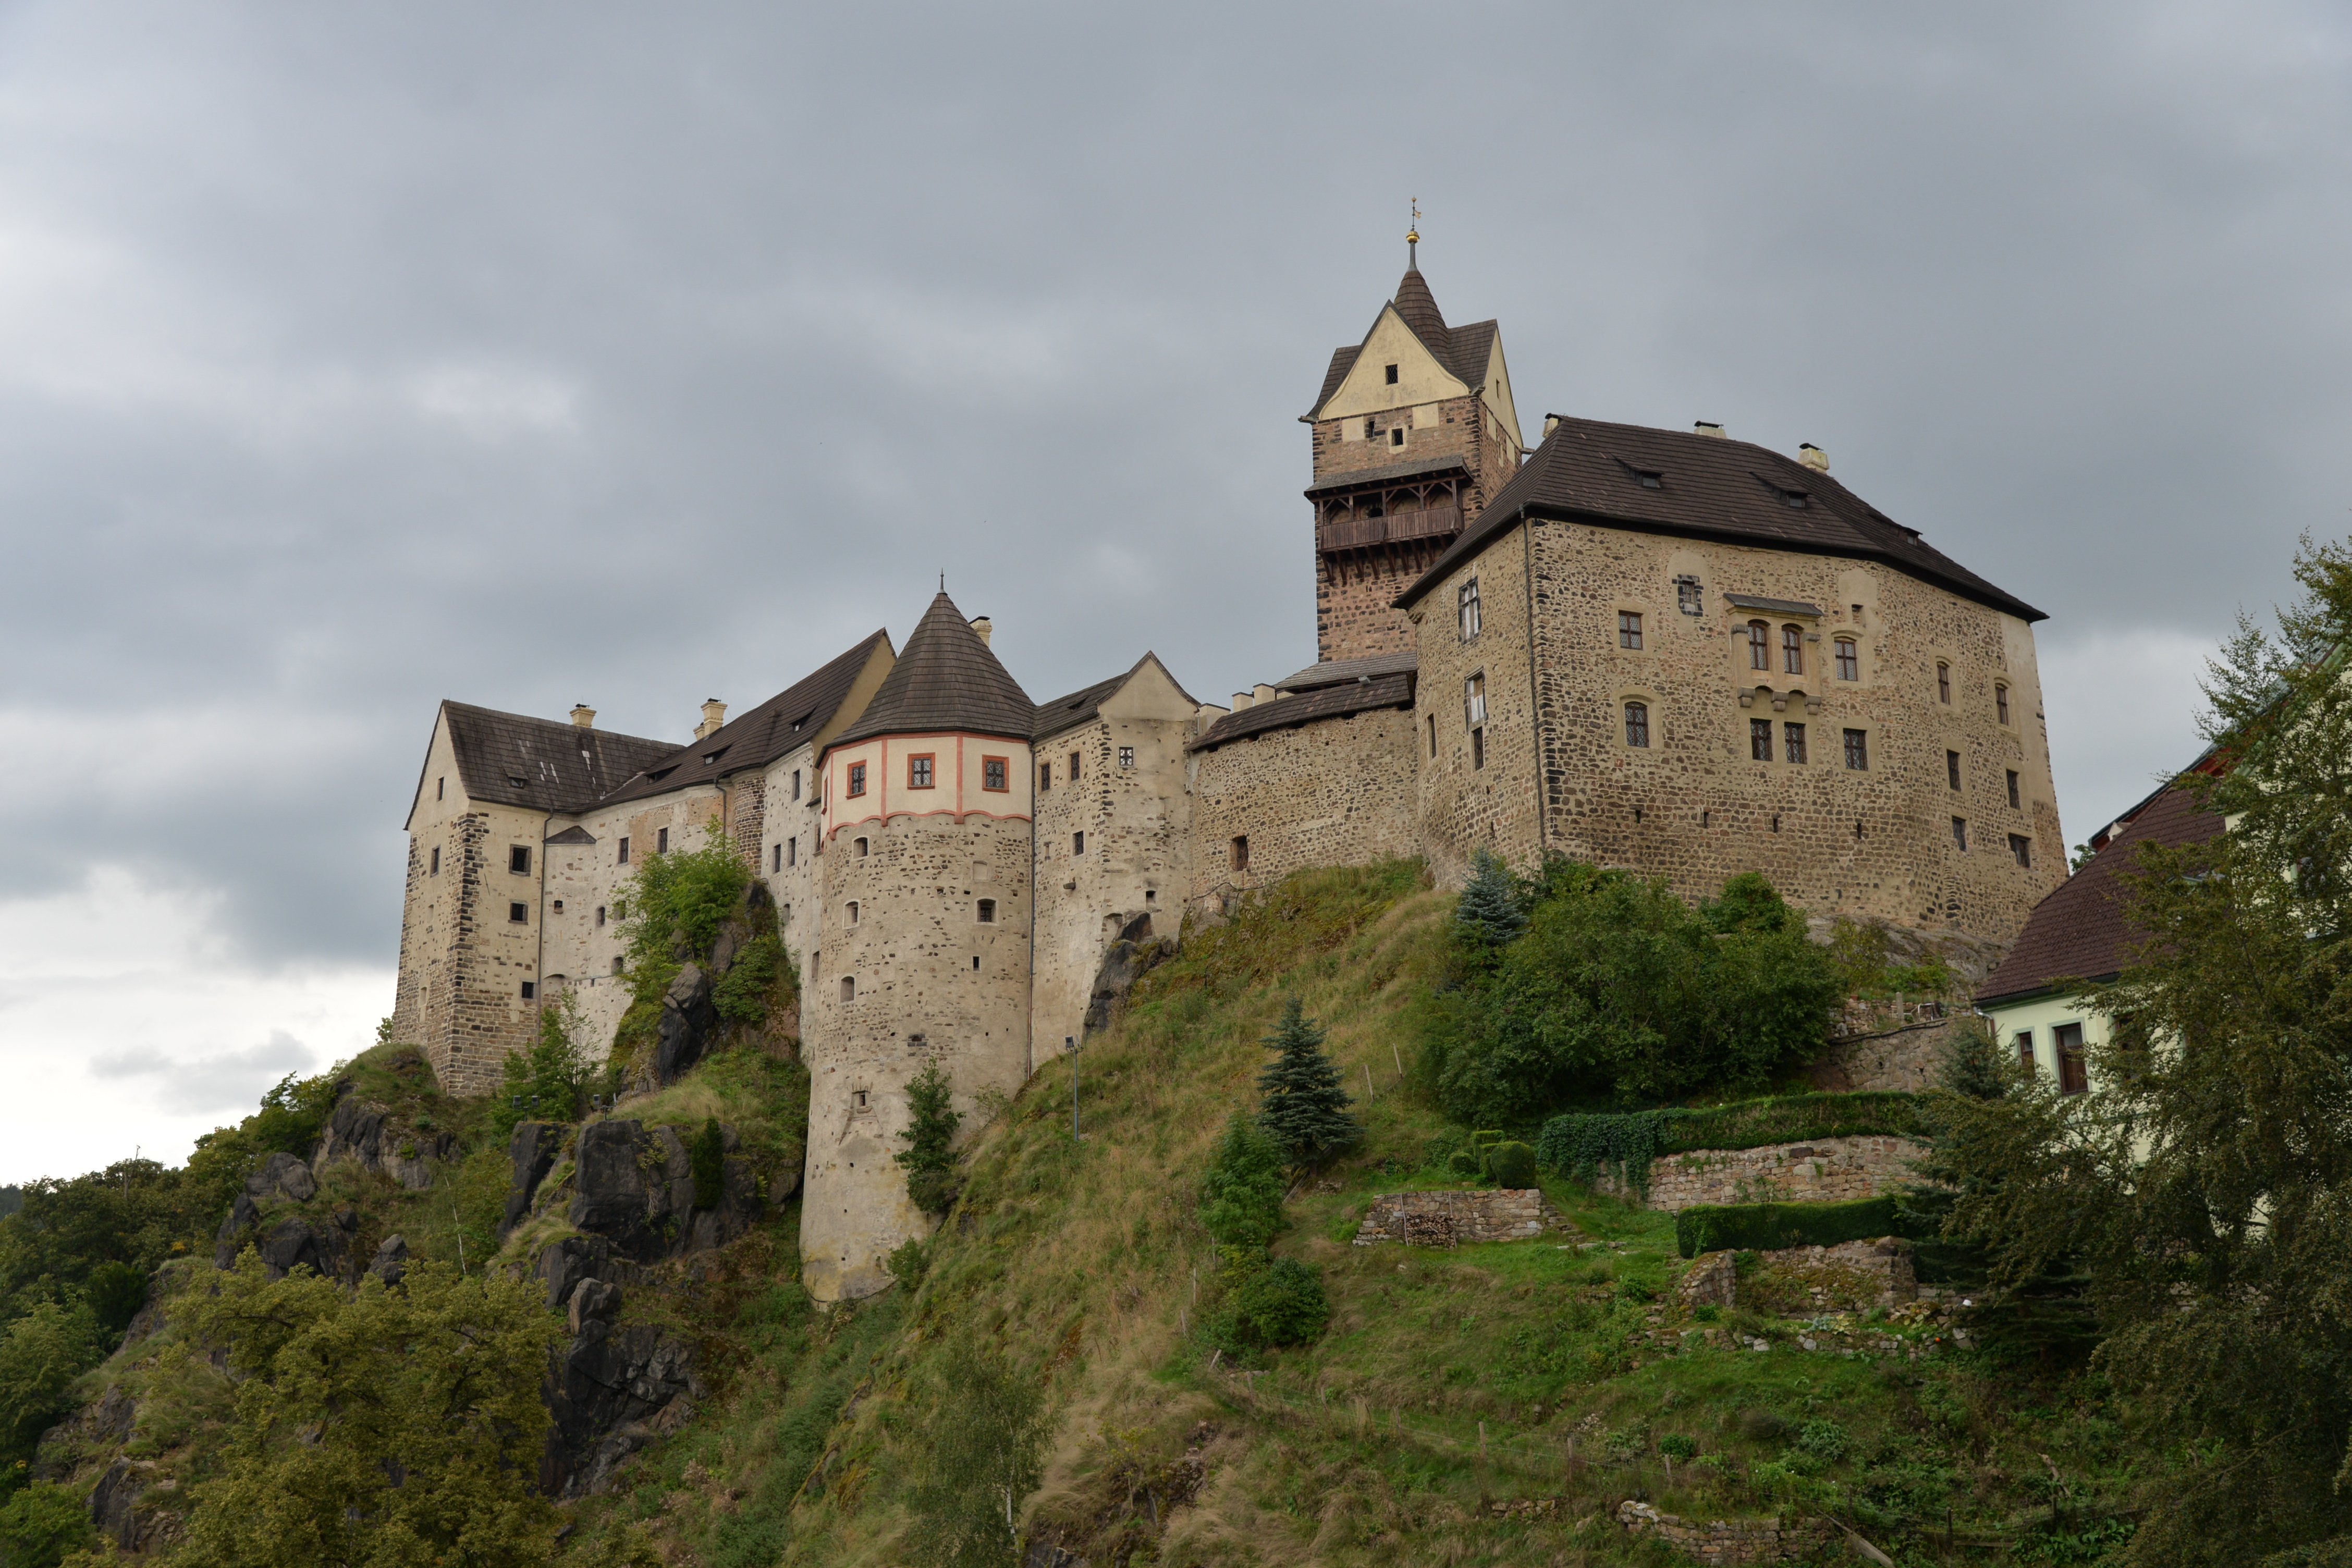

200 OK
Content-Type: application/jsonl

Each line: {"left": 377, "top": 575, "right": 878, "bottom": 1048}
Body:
{"left": 540, "top": 1320, "right": 699, "bottom": 1497}
{"left": 654, "top": 964, "right": 718, "bottom": 1083}
{"left": 568, "top": 1279, "right": 622, "bottom": 1334}
{"left": 501, "top": 1122, "right": 565, "bottom": 1239}
{"left": 250, "top": 1152, "right": 316, "bottom": 1204}
{"left": 369, "top": 1234, "right": 408, "bottom": 1285}
{"left": 256, "top": 1217, "right": 339, "bottom": 1280}
{"left": 568, "top": 1122, "right": 650, "bottom": 1250}
{"left": 1084, "top": 917, "right": 1177, "bottom": 1036}
{"left": 535, "top": 1235, "right": 612, "bottom": 1310}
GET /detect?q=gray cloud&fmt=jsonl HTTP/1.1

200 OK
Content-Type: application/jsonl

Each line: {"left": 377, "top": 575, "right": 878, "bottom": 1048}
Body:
{"left": 89, "top": 1031, "right": 316, "bottom": 1116}
{"left": 0, "top": 0, "right": 2344, "bottom": 979}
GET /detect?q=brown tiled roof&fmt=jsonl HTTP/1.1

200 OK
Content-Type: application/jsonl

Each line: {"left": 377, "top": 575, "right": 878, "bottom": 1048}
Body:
{"left": 1032, "top": 652, "right": 1196, "bottom": 742}
{"left": 1304, "top": 452, "right": 1469, "bottom": 499}
{"left": 1189, "top": 671, "right": 1415, "bottom": 752}
{"left": 1273, "top": 650, "right": 1418, "bottom": 692}
{"left": 1393, "top": 416, "right": 2045, "bottom": 623}
{"left": 599, "top": 629, "right": 893, "bottom": 807}
{"left": 1303, "top": 267, "right": 1500, "bottom": 419}
{"left": 828, "top": 592, "right": 1035, "bottom": 749}
{"left": 438, "top": 703, "right": 678, "bottom": 814}
{"left": 1976, "top": 783, "right": 2224, "bottom": 1006}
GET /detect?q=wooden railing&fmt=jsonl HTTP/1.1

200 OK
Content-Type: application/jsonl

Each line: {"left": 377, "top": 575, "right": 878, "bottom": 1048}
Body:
{"left": 1316, "top": 504, "right": 1462, "bottom": 553}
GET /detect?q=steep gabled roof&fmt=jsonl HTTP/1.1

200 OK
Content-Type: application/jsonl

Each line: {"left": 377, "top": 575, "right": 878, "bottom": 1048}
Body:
{"left": 828, "top": 592, "right": 1036, "bottom": 749}
{"left": 1976, "top": 782, "right": 2226, "bottom": 1007}
{"left": 600, "top": 629, "right": 893, "bottom": 807}
{"left": 1031, "top": 652, "right": 1200, "bottom": 742}
{"left": 1304, "top": 266, "right": 1501, "bottom": 421}
{"left": 1189, "top": 671, "right": 1415, "bottom": 753}
{"left": 1393, "top": 415, "right": 2045, "bottom": 622}
{"left": 436, "top": 703, "right": 677, "bottom": 814}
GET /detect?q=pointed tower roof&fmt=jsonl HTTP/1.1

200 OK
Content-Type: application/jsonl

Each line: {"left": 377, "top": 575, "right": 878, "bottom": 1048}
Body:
{"left": 1391, "top": 266, "right": 1451, "bottom": 357}
{"left": 827, "top": 591, "right": 1036, "bottom": 748}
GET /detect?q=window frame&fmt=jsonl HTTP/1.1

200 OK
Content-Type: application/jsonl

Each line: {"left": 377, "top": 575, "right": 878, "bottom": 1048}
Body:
{"left": 1618, "top": 610, "right": 1644, "bottom": 651}
{"left": 1039, "top": 762, "right": 1051, "bottom": 791}
{"left": 853, "top": 836, "right": 869, "bottom": 857}
{"left": 1947, "top": 750, "right": 1963, "bottom": 791}
{"left": 1843, "top": 728, "right": 1868, "bottom": 770}
{"left": 1951, "top": 816, "right": 1969, "bottom": 852}
{"left": 1937, "top": 662, "right": 1952, "bottom": 704}
{"left": 977, "top": 898, "right": 996, "bottom": 924}
{"left": 2055, "top": 1022, "right": 2088, "bottom": 1095}
{"left": 509, "top": 846, "right": 532, "bottom": 875}
{"left": 1781, "top": 624, "right": 1804, "bottom": 676}
{"left": 617, "top": 837, "right": 630, "bottom": 865}
{"left": 1464, "top": 672, "right": 1487, "bottom": 728}
{"left": 982, "top": 755, "right": 1008, "bottom": 792}
{"left": 656, "top": 827, "right": 669, "bottom": 854}
{"left": 847, "top": 762, "right": 867, "bottom": 797}
{"left": 1750, "top": 717, "right": 1773, "bottom": 762}
{"left": 1072, "top": 831, "right": 1085, "bottom": 855}
{"left": 1623, "top": 700, "right": 1651, "bottom": 748}
{"left": 1471, "top": 726, "right": 1485, "bottom": 769}
{"left": 1458, "top": 578, "right": 1481, "bottom": 640}
{"left": 430, "top": 846, "right": 440, "bottom": 875}
{"left": 1996, "top": 682, "right": 2012, "bottom": 726}
{"left": 1834, "top": 637, "right": 1858, "bottom": 681}
{"left": 790, "top": 768, "right": 802, "bottom": 800}
{"left": 1117, "top": 746, "right": 1134, "bottom": 768}
{"left": 1069, "top": 751, "right": 1082, "bottom": 781}
{"left": 508, "top": 901, "right": 529, "bottom": 924}
{"left": 907, "top": 753, "right": 936, "bottom": 789}
{"left": 2008, "top": 832, "right": 2033, "bottom": 868}
{"left": 1783, "top": 721, "right": 1807, "bottom": 765}
{"left": 2015, "top": 1030, "right": 2036, "bottom": 1073}
{"left": 1231, "top": 835, "right": 1250, "bottom": 872}
{"left": 1747, "top": 620, "right": 1769, "bottom": 671}
{"left": 787, "top": 837, "right": 797, "bottom": 866}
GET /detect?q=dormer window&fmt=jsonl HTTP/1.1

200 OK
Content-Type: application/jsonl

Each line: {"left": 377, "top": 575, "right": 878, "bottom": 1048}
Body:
{"left": 701, "top": 746, "right": 729, "bottom": 766}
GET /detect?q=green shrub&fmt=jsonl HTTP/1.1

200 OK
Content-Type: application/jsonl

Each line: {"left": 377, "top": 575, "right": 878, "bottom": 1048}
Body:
{"left": 1796, "top": 1419, "right": 1851, "bottom": 1462}
{"left": 612, "top": 822, "right": 753, "bottom": 1010}
{"left": 713, "top": 934, "right": 795, "bottom": 1026}
{"left": 1537, "top": 1092, "right": 1928, "bottom": 1193}
{"left": 1423, "top": 1133, "right": 1462, "bottom": 1170}
{"left": 1447, "top": 1148, "right": 1481, "bottom": 1178}
{"left": 1199, "top": 1114, "right": 1287, "bottom": 1261}
{"left": 494, "top": 990, "right": 595, "bottom": 1140}
{"left": 1675, "top": 1196, "right": 1906, "bottom": 1258}
{"left": 1657, "top": 1434, "right": 1697, "bottom": 1461}
{"left": 895, "top": 1063, "right": 962, "bottom": 1217}
{"left": 1484, "top": 1141, "right": 1537, "bottom": 1186}
{"left": 82, "top": 1260, "right": 147, "bottom": 1339}
{"left": 1230, "top": 1258, "right": 1329, "bottom": 1347}
{"left": 0, "top": 1480, "right": 94, "bottom": 1567}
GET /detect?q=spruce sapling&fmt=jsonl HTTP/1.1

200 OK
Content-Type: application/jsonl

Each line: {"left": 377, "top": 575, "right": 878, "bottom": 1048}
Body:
{"left": 1256, "top": 997, "right": 1357, "bottom": 1169}
{"left": 1453, "top": 848, "right": 1526, "bottom": 949}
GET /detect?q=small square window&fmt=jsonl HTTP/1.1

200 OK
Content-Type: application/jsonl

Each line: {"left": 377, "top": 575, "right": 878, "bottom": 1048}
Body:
{"left": 1843, "top": 728, "right": 1868, "bottom": 770}
{"left": 1619, "top": 611, "right": 1643, "bottom": 650}
{"left": 909, "top": 754, "right": 935, "bottom": 789}
{"left": 2007, "top": 770, "right": 2021, "bottom": 810}
{"left": 983, "top": 756, "right": 1008, "bottom": 791}
{"left": 521, "top": 981, "right": 535, "bottom": 1000}
{"left": 847, "top": 763, "right": 867, "bottom": 798}
{"left": 1231, "top": 835, "right": 1250, "bottom": 872}
{"left": 1118, "top": 746, "right": 1134, "bottom": 768}
{"left": 1624, "top": 701, "right": 1650, "bottom": 748}
{"left": 1073, "top": 831, "right": 1085, "bottom": 854}
{"left": 1750, "top": 718, "right": 1772, "bottom": 761}
{"left": 551, "top": 899, "right": 562, "bottom": 913}
{"left": 977, "top": 898, "right": 996, "bottom": 924}
{"left": 430, "top": 847, "right": 440, "bottom": 875}
{"left": 509, "top": 901, "right": 529, "bottom": 924}
{"left": 1947, "top": 751, "right": 1962, "bottom": 791}
{"left": 1384, "top": 362, "right": 1399, "bottom": 384}
{"left": 617, "top": 837, "right": 630, "bottom": 864}
{"left": 656, "top": 827, "right": 669, "bottom": 853}
{"left": 1783, "top": 722, "right": 1807, "bottom": 764}
{"left": 2009, "top": 832, "right": 2032, "bottom": 868}
{"left": 1390, "top": 427, "right": 1404, "bottom": 447}
{"left": 1459, "top": 579, "right": 1481, "bottom": 640}
{"left": 509, "top": 846, "right": 531, "bottom": 875}
{"left": 1952, "top": 816, "right": 1969, "bottom": 852}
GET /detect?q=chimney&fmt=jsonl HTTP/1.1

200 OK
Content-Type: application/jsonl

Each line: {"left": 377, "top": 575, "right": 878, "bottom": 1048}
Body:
{"left": 970, "top": 616, "right": 993, "bottom": 646}
{"left": 1798, "top": 443, "right": 1830, "bottom": 473}
{"left": 1254, "top": 683, "right": 1280, "bottom": 705}
{"left": 696, "top": 698, "right": 727, "bottom": 740}
{"left": 1694, "top": 421, "right": 1726, "bottom": 439}
{"left": 1541, "top": 414, "right": 1561, "bottom": 440}
{"left": 1232, "top": 691, "right": 1254, "bottom": 711}
{"left": 569, "top": 704, "right": 596, "bottom": 729}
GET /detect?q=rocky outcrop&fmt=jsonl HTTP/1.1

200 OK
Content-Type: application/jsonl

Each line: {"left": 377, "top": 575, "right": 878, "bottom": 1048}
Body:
{"left": 369, "top": 1234, "right": 408, "bottom": 1285}
{"left": 312, "top": 1083, "right": 456, "bottom": 1191}
{"left": 501, "top": 1121, "right": 565, "bottom": 1238}
{"left": 541, "top": 1316, "right": 700, "bottom": 1497}
{"left": 1617, "top": 1499, "right": 1832, "bottom": 1563}
{"left": 655, "top": 965, "right": 719, "bottom": 1084}
{"left": 1083, "top": 917, "right": 1177, "bottom": 1037}
{"left": 560, "top": 1119, "right": 764, "bottom": 1264}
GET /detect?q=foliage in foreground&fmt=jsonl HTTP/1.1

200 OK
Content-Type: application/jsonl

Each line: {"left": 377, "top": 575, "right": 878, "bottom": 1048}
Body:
{"left": 897, "top": 1062, "right": 963, "bottom": 1215}
{"left": 898, "top": 1338, "right": 1050, "bottom": 1568}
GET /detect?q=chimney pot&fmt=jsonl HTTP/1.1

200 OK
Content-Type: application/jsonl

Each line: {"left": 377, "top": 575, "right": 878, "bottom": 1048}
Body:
{"left": 970, "top": 616, "right": 993, "bottom": 646}
{"left": 1798, "top": 443, "right": 1830, "bottom": 473}
{"left": 570, "top": 704, "right": 596, "bottom": 729}
{"left": 1695, "top": 421, "right": 1726, "bottom": 439}
{"left": 697, "top": 698, "right": 727, "bottom": 739}
{"left": 1541, "top": 414, "right": 1561, "bottom": 440}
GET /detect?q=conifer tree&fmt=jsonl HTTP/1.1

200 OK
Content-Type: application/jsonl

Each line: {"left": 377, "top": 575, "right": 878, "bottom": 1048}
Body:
{"left": 1256, "top": 997, "right": 1357, "bottom": 1169}
{"left": 896, "top": 1062, "right": 963, "bottom": 1215}
{"left": 1453, "top": 848, "right": 1526, "bottom": 949}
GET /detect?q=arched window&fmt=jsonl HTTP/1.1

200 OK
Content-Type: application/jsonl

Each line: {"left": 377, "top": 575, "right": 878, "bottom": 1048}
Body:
{"left": 846, "top": 901, "right": 860, "bottom": 924}
{"left": 1624, "top": 701, "right": 1651, "bottom": 748}
{"left": 854, "top": 837, "right": 869, "bottom": 857}
{"left": 1996, "top": 683, "right": 2011, "bottom": 725}
{"left": 1747, "top": 620, "right": 1769, "bottom": 670}
{"left": 1937, "top": 662, "right": 1952, "bottom": 704}
{"left": 1834, "top": 638, "right": 1858, "bottom": 681}
{"left": 1781, "top": 624, "right": 1804, "bottom": 675}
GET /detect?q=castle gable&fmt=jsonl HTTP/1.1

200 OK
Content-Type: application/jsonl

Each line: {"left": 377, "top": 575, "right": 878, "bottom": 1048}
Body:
{"left": 1033, "top": 652, "right": 1197, "bottom": 742}
{"left": 421, "top": 701, "right": 676, "bottom": 823}
{"left": 1314, "top": 303, "right": 1470, "bottom": 423}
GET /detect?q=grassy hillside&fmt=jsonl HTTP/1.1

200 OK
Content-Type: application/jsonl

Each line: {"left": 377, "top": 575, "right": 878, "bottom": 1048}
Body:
{"left": 554, "top": 862, "right": 2140, "bottom": 1567}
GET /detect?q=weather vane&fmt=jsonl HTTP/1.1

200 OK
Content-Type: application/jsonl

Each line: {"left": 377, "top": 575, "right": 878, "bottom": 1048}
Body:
{"left": 1407, "top": 197, "right": 1420, "bottom": 268}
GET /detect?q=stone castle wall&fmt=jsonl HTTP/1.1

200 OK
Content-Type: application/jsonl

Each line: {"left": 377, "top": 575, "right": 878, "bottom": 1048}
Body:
{"left": 1410, "top": 514, "right": 1544, "bottom": 890}
{"left": 1184, "top": 704, "right": 1421, "bottom": 911}
{"left": 1594, "top": 1135, "right": 1929, "bottom": 1212}
{"left": 1352, "top": 1189, "right": 1567, "bottom": 1246}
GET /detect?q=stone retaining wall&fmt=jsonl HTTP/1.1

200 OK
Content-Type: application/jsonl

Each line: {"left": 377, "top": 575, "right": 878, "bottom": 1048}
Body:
{"left": 1352, "top": 1189, "right": 1568, "bottom": 1247}
{"left": 1677, "top": 1236, "right": 1918, "bottom": 1315}
{"left": 1596, "top": 1134, "right": 1927, "bottom": 1211}
{"left": 1616, "top": 1500, "right": 1833, "bottom": 1563}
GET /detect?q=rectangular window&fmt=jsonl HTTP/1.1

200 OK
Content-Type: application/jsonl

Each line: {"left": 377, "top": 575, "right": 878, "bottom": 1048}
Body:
{"left": 657, "top": 827, "right": 669, "bottom": 854}
{"left": 841, "top": 977, "right": 856, "bottom": 1004}
{"left": 1619, "top": 611, "right": 1643, "bottom": 650}
{"left": 2009, "top": 832, "right": 2032, "bottom": 868}
{"left": 1947, "top": 751, "right": 1962, "bottom": 791}
{"left": 2007, "top": 769, "right": 2021, "bottom": 810}
{"left": 1039, "top": 762, "right": 1051, "bottom": 791}
{"left": 1471, "top": 726, "right": 1485, "bottom": 769}
{"left": 509, "top": 846, "right": 531, "bottom": 875}
{"left": 618, "top": 837, "right": 630, "bottom": 864}
{"left": 1951, "top": 816, "right": 1969, "bottom": 852}
{"left": 1118, "top": 746, "right": 1134, "bottom": 768}
{"left": 596, "top": 905, "right": 606, "bottom": 927}
{"left": 1384, "top": 362, "right": 1399, "bottom": 384}
{"left": 791, "top": 769, "right": 802, "bottom": 800}
{"left": 1750, "top": 718, "right": 1773, "bottom": 761}
{"left": 1834, "top": 638, "right": 1858, "bottom": 680}
{"left": 908, "top": 754, "right": 935, "bottom": 788}
{"left": 1464, "top": 673, "right": 1487, "bottom": 727}
{"left": 1676, "top": 577, "right": 1702, "bottom": 615}
{"left": 430, "top": 847, "right": 440, "bottom": 875}
{"left": 848, "top": 763, "right": 867, "bottom": 798}
{"left": 521, "top": 981, "right": 535, "bottom": 1000}
{"left": 977, "top": 898, "right": 996, "bottom": 924}
{"left": 2015, "top": 1030, "right": 2035, "bottom": 1073}
{"left": 1937, "top": 663, "right": 1952, "bottom": 703}
{"left": 787, "top": 837, "right": 797, "bottom": 866}
{"left": 2055, "top": 1022, "right": 2088, "bottom": 1095}
{"left": 1459, "top": 579, "right": 1481, "bottom": 640}
{"left": 1069, "top": 751, "right": 1081, "bottom": 781}
{"left": 1390, "top": 427, "right": 1404, "bottom": 447}
{"left": 1783, "top": 722, "right": 1807, "bottom": 764}
{"left": 1231, "top": 835, "right": 1249, "bottom": 872}
{"left": 983, "top": 756, "right": 1008, "bottom": 791}
{"left": 1623, "top": 701, "right": 1650, "bottom": 748}
{"left": 1427, "top": 715, "right": 1438, "bottom": 756}
{"left": 1996, "top": 684, "right": 2012, "bottom": 725}
{"left": 1781, "top": 624, "right": 1804, "bottom": 676}
{"left": 1843, "top": 728, "right": 1868, "bottom": 770}
{"left": 509, "top": 901, "right": 528, "bottom": 924}
{"left": 1073, "top": 831, "right": 1085, "bottom": 854}
{"left": 1747, "top": 621, "right": 1769, "bottom": 670}
{"left": 772, "top": 844, "right": 781, "bottom": 873}
{"left": 436, "top": 777, "right": 445, "bottom": 801}
{"left": 612, "top": 957, "right": 624, "bottom": 976}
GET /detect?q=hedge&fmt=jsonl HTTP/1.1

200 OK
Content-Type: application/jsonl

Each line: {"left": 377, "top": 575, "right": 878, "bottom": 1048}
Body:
{"left": 1675, "top": 1196, "right": 1905, "bottom": 1258}
{"left": 1536, "top": 1091, "right": 1929, "bottom": 1194}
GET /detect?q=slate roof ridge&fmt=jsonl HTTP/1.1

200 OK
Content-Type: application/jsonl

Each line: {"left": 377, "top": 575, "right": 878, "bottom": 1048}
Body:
{"left": 434, "top": 701, "right": 680, "bottom": 816}
{"left": 1188, "top": 671, "right": 1415, "bottom": 752}
{"left": 828, "top": 592, "right": 1036, "bottom": 749}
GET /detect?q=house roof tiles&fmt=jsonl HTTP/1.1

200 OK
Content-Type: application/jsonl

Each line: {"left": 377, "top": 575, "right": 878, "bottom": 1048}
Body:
{"left": 1189, "top": 671, "right": 1415, "bottom": 752}
{"left": 828, "top": 592, "right": 1036, "bottom": 749}
{"left": 1305, "top": 268, "right": 1500, "bottom": 420}
{"left": 1273, "top": 650, "right": 1418, "bottom": 692}
{"left": 438, "top": 704, "right": 678, "bottom": 815}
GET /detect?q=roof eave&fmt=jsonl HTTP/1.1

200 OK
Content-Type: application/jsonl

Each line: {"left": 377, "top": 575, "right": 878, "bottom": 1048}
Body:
{"left": 1976, "top": 974, "right": 2117, "bottom": 1011}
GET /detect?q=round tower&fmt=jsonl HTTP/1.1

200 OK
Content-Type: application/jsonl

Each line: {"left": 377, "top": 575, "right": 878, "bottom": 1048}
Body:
{"left": 802, "top": 592, "right": 1036, "bottom": 1302}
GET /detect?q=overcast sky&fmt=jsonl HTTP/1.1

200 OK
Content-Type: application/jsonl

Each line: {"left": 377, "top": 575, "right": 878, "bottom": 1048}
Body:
{"left": 0, "top": 2, "right": 2344, "bottom": 1181}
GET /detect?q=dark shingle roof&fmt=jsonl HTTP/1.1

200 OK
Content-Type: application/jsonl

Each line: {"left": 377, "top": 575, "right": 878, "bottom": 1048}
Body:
{"left": 1393, "top": 416, "right": 2045, "bottom": 623}
{"left": 1976, "top": 783, "right": 2225, "bottom": 1006}
{"left": 828, "top": 592, "right": 1035, "bottom": 749}
{"left": 1189, "top": 672, "right": 1415, "bottom": 752}
{"left": 438, "top": 704, "right": 678, "bottom": 814}
{"left": 1304, "top": 453, "right": 1469, "bottom": 499}
{"left": 599, "top": 629, "right": 893, "bottom": 807}
{"left": 1273, "top": 650, "right": 1418, "bottom": 692}
{"left": 1031, "top": 653, "right": 1195, "bottom": 742}
{"left": 1304, "top": 267, "right": 1500, "bottom": 419}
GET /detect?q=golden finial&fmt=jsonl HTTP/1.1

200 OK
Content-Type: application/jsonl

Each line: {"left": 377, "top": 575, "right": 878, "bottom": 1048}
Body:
{"left": 1407, "top": 197, "right": 1420, "bottom": 268}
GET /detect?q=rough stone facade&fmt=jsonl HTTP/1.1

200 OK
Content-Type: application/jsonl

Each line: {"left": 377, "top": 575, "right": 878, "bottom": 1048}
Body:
{"left": 1595, "top": 1135, "right": 1928, "bottom": 1212}
{"left": 1351, "top": 1189, "right": 1570, "bottom": 1247}
{"left": 1184, "top": 704, "right": 1420, "bottom": 911}
{"left": 1616, "top": 1501, "right": 1834, "bottom": 1564}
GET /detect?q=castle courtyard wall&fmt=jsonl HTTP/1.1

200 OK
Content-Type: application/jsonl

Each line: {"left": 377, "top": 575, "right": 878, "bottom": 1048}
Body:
{"left": 1410, "top": 518, "right": 1545, "bottom": 889}
{"left": 1185, "top": 704, "right": 1421, "bottom": 911}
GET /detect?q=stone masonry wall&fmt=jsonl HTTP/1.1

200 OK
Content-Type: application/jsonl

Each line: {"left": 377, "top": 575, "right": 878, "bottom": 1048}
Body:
{"left": 1594, "top": 1135, "right": 1928, "bottom": 1212}
{"left": 1352, "top": 1189, "right": 1568, "bottom": 1246}
{"left": 1184, "top": 705, "right": 1420, "bottom": 912}
{"left": 1410, "top": 516, "right": 1543, "bottom": 890}
{"left": 1617, "top": 1501, "right": 1833, "bottom": 1563}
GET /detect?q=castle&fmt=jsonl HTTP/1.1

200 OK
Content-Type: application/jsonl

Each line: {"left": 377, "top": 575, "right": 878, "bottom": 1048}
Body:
{"left": 392, "top": 244, "right": 2066, "bottom": 1300}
